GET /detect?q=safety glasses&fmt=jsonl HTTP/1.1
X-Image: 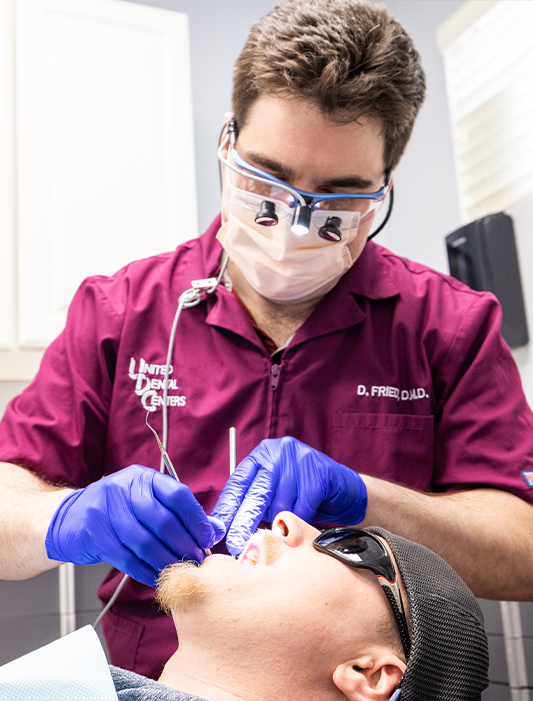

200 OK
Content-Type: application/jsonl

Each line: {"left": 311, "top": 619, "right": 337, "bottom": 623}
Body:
{"left": 314, "top": 527, "right": 411, "bottom": 660}
{"left": 217, "top": 119, "right": 390, "bottom": 238}
{"left": 231, "top": 147, "right": 390, "bottom": 213}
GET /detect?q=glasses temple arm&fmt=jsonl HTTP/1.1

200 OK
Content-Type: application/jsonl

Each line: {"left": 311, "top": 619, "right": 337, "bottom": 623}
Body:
{"left": 380, "top": 580, "right": 411, "bottom": 660}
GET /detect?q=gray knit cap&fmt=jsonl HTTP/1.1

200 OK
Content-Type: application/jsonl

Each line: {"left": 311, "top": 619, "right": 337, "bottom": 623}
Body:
{"left": 366, "top": 527, "right": 489, "bottom": 701}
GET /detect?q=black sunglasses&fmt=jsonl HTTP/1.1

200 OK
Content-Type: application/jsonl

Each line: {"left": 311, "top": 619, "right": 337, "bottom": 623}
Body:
{"left": 313, "top": 527, "right": 411, "bottom": 660}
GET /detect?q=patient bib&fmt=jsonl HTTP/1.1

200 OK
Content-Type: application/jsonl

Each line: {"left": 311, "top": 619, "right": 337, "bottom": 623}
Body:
{"left": 0, "top": 625, "right": 118, "bottom": 701}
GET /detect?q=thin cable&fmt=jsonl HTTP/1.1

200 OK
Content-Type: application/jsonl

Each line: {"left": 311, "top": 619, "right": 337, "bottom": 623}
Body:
{"left": 94, "top": 254, "right": 229, "bottom": 631}
{"left": 161, "top": 252, "right": 229, "bottom": 461}
{"left": 93, "top": 572, "right": 129, "bottom": 630}
{"left": 161, "top": 293, "right": 190, "bottom": 468}
{"left": 367, "top": 186, "right": 394, "bottom": 240}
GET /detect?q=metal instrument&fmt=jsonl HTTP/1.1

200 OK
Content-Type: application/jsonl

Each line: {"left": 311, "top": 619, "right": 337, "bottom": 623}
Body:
{"left": 146, "top": 412, "right": 212, "bottom": 557}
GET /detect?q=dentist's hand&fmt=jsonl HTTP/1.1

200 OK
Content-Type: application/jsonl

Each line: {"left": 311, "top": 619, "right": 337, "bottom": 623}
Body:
{"left": 212, "top": 436, "right": 367, "bottom": 555}
{"left": 45, "top": 464, "right": 225, "bottom": 587}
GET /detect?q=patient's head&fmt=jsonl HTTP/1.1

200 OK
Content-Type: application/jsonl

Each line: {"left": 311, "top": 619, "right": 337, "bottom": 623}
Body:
{"left": 157, "top": 512, "right": 489, "bottom": 701}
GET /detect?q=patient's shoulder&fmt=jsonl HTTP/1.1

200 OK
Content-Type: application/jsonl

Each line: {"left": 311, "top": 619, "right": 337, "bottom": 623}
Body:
{"left": 109, "top": 665, "right": 208, "bottom": 701}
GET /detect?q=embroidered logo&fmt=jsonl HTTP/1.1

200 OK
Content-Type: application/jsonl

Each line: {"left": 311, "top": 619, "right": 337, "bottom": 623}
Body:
{"left": 521, "top": 470, "right": 533, "bottom": 488}
{"left": 357, "top": 384, "right": 430, "bottom": 401}
{"left": 128, "top": 357, "right": 186, "bottom": 413}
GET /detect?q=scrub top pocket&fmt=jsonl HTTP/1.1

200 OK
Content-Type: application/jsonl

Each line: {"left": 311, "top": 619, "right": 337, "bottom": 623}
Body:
{"left": 330, "top": 412, "right": 435, "bottom": 491}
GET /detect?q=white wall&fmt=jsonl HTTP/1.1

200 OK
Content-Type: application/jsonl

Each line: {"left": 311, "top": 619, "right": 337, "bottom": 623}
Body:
{"left": 0, "top": 382, "right": 28, "bottom": 415}
{"left": 506, "top": 195, "right": 533, "bottom": 405}
{"left": 375, "top": 0, "right": 463, "bottom": 270}
{"left": 125, "top": 0, "right": 278, "bottom": 234}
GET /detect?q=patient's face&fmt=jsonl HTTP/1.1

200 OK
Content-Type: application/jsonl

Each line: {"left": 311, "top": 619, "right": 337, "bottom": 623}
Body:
{"left": 157, "top": 512, "right": 393, "bottom": 667}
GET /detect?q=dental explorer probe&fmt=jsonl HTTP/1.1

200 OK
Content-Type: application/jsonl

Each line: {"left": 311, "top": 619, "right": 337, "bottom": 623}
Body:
{"left": 229, "top": 426, "right": 236, "bottom": 475}
{"left": 229, "top": 427, "right": 237, "bottom": 558}
{"left": 146, "top": 412, "right": 212, "bottom": 557}
{"left": 93, "top": 417, "right": 215, "bottom": 629}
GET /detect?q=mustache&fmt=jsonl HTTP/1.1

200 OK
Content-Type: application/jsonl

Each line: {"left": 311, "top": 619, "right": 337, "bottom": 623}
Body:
{"left": 156, "top": 529, "right": 283, "bottom": 615}
{"left": 156, "top": 561, "right": 212, "bottom": 614}
{"left": 256, "top": 529, "right": 283, "bottom": 565}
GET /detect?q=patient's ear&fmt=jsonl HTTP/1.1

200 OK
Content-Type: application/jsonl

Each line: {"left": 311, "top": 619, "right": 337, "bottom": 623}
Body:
{"left": 333, "top": 651, "right": 406, "bottom": 701}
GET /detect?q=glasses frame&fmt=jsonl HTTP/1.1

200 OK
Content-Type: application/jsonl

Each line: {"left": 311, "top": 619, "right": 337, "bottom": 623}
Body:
{"left": 313, "top": 527, "right": 411, "bottom": 660}
{"left": 232, "top": 148, "right": 390, "bottom": 210}
{"left": 217, "top": 119, "right": 390, "bottom": 212}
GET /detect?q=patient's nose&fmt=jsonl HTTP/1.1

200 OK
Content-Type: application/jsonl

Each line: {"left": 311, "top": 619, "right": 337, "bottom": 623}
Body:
{"left": 272, "top": 511, "right": 320, "bottom": 547}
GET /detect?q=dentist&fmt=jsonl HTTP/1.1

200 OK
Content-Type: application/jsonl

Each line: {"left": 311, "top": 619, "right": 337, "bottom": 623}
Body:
{"left": 0, "top": 0, "right": 532, "bottom": 680}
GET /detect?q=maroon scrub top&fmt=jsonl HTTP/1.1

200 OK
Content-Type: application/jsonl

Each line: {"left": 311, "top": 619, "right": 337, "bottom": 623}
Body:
{"left": 1, "top": 214, "right": 532, "bottom": 678}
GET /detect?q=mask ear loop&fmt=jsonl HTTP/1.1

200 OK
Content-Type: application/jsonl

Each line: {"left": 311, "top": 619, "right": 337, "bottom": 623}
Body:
{"left": 220, "top": 121, "right": 394, "bottom": 241}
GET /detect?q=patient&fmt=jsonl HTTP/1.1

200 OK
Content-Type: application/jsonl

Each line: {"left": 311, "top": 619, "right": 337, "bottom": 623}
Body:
{"left": 111, "top": 512, "right": 489, "bottom": 701}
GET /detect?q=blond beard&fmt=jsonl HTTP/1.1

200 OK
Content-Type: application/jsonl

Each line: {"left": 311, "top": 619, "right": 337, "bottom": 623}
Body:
{"left": 156, "top": 561, "right": 213, "bottom": 614}
{"left": 156, "top": 530, "right": 282, "bottom": 614}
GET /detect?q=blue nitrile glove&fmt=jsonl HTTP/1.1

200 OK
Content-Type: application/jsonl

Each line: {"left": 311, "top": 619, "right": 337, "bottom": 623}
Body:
{"left": 45, "top": 464, "right": 226, "bottom": 587}
{"left": 212, "top": 436, "right": 367, "bottom": 555}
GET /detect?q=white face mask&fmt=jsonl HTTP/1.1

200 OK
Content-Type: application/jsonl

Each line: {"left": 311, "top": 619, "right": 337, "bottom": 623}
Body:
{"left": 217, "top": 183, "right": 363, "bottom": 302}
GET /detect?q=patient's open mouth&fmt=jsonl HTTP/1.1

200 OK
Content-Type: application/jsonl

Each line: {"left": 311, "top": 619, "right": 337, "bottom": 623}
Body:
{"left": 238, "top": 529, "right": 282, "bottom": 566}
{"left": 240, "top": 541, "right": 260, "bottom": 566}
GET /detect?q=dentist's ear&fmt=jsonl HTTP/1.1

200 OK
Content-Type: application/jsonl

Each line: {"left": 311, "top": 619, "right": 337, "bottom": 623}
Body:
{"left": 333, "top": 651, "right": 406, "bottom": 701}
{"left": 220, "top": 112, "right": 235, "bottom": 146}
{"left": 219, "top": 112, "right": 235, "bottom": 210}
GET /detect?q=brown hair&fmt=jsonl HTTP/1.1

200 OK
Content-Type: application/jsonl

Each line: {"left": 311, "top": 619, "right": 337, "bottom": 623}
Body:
{"left": 232, "top": 0, "right": 426, "bottom": 171}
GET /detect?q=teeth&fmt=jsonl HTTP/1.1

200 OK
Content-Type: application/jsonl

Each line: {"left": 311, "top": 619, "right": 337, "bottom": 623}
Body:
{"left": 242, "top": 546, "right": 259, "bottom": 565}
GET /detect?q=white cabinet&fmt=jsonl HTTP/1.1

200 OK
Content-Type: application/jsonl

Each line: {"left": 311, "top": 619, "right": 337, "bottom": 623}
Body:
{"left": 0, "top": 0, "right": 197, "bottom": 376}
{"left": 0, "top": 0, "right": 15, "bottom": 353}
